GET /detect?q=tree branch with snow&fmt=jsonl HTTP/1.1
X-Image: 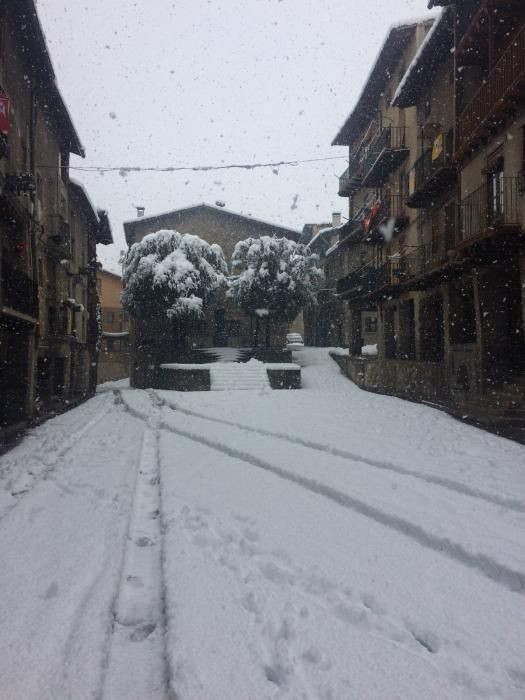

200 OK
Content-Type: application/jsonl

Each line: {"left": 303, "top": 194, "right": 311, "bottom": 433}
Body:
{"left": 229, "top": 236, "right": 322, "bottom": 347}
{"left": 121, "top": 229, "right": 228, "bottom": 320}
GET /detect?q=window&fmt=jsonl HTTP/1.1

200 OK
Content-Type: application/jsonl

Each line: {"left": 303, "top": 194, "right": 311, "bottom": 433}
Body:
{"left": 486, "top": 154, "right": 504, "bottom": 221}
{"left": 106, "top": 311, "right": 114, "bottom": 324}
{"left": 364, "top": 317, "right": 377, "bottom": 333}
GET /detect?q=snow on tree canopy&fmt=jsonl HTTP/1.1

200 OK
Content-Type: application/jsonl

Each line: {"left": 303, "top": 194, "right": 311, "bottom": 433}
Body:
{"left": 229, "top": 236, "right": 322, "bottom": 322}
{"left": 122, "top": 229, "right": 228, "bottom": 319}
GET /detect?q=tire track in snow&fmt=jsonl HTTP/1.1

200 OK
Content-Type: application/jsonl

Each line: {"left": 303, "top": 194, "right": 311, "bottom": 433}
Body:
{"left": 149, "top": 408, "right": 525, "bottom": 596}
{"left": 101, "top": 398, "right": 172, "bottom": 700}
{"left": 157, "top": 395, "right": 525, "bottom": 515}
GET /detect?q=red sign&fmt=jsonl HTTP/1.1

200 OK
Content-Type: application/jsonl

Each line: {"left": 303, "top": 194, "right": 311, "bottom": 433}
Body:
{"left": 0, "top": 92, "right": 9, "bottom": 135}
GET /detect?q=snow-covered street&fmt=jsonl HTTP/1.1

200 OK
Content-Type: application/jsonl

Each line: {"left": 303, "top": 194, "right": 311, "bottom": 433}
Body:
{"left": 1, "top": 348, "right": 525, "bottom": 699}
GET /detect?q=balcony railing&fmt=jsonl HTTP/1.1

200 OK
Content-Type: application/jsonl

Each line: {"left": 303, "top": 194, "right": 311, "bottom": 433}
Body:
{"left": 459, "top": 177, "right": 521, "bottom": 243}
{"left": 406, "top": 131, "right": 456, "bottom": 208}
{"left": 342, "top": 125, "right": 409, "bottom": 195}
{"left": 381, "top": 193, "right": 407, "bottom": 221}
{"left": 1, "top": 261, "right": 38, "bottom": 318}
{"left": 456, "top": 23, "right": 525, "bottom": 153}
{"left": 336, "top": 264, "right": 383, "bottom": 298}
{"left": 339, "top": 168, "right": 361, "bottom": 197}
{"left": 359, "top": 194, "right": 409, "bottom": 244}
{"left": 361, "top": 126, "right": 409, "bottom": 187}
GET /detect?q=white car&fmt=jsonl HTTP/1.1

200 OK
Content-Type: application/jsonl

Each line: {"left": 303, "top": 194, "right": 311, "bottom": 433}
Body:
{"left": 286, "top": 333, "right": 304, "bottom": 351}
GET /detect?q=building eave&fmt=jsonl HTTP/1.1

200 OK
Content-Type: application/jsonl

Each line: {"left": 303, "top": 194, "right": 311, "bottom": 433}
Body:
{"left": 331, "top": 19, "right": 435, "bottom": 147}
{"left": 17, "top": 0, "right": 85, "bottom": 157}
{"left": 392, "top": 9, "right": 451, "bottom": 108}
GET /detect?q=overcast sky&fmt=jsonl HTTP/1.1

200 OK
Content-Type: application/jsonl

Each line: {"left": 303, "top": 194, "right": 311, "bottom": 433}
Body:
{"left": 36, "top": 0, "right": 434, "bottom": 273}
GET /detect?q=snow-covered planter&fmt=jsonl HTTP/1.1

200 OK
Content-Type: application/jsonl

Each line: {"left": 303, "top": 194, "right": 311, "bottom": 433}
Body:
{"left": 229, "top": 236, "right": 322, "bottom": 347}
{"left": 121, "top": 229, "right": 228, "bottom": 320}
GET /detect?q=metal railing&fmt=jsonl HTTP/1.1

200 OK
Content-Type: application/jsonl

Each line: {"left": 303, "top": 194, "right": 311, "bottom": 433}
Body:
{"left": 338, "top": 167, "right": 354, "bottom": 196}
{"left": 456, "top": 23, "right": 525, "bottom": 152}
{"left": 336, "top": 264, "right": 382, "bottom": 296}
{"left": 408, "top": 130, "right": 454, "bottom": 195}
{"left": 381, "top": 193, "right": 406, "bottom": 220}
{"left": 459, "top": 177, "right": 521, "bottom": 242}
{"left": 345, "top": 125, "right": 408, "bottom": 189}
{"left": 1, "top": 261, "right": 38, "bottom": 317}
{"left": 360, "top": 126, "right": 408, "bottom": 181}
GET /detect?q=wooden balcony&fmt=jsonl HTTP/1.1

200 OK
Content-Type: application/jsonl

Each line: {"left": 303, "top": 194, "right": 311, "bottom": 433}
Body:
{"left": 398, "top": 238, "right": 453, "bottom": 290}
{"left": 338, "top": 166, "right": 362, "bottom": 197}
{"left": 1, "top": 261, "right": 38, "bottom": 319}
{"left": 406, "top": 131, "right": 456, "bottom": 208}
{"left": 340, "top": 125, "right": 409, "bottom": 196}
{"left": 362, "top": 194, "right": 409, "bottom": 245}
{"left": 458, "top": 177, "right": 522, "bottom": 246}
{"left": 335, "top": 264, "right": 383, "bottom": 299}
{"left": 456, "top": 22, "right": 525, "bottom": 155}
{"left": 361, "top": 126, "right": 409, "bottom": 187}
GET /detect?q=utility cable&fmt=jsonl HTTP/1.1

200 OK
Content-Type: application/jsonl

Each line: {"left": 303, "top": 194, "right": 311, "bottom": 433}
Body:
{"left": 35, "top": 154, "right": 347, "bottom": 174}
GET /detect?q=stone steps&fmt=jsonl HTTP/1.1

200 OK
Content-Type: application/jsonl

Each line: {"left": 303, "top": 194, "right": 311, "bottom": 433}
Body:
{"left": 210, "top": 363, "right": 270, "bottom": 391}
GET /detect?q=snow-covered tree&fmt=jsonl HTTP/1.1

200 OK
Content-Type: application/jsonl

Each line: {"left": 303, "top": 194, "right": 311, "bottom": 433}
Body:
{"left": 229, "top": 236, "right": 322, "bottom": 347}
{"left": 122, "top": 229, "right": 228, "bottom": 319}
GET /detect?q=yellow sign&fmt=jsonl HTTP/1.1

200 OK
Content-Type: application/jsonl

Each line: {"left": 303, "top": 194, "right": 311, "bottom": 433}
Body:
{"left": 432, "top": 133, "right": 444, "bottom": 161}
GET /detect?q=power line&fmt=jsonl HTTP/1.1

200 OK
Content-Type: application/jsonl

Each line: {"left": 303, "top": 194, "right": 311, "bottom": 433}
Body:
{"left": 36, "top": 154, "right": 347, "bottom": 174}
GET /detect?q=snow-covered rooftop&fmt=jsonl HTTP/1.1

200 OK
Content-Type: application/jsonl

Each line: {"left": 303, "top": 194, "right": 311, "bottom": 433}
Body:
{"left": 392, "top": 9, "right": 447, "bottom": 108}
{"left": 123, "top": 203, "right": 301, "bottom": 240}
{"left": 332, "top": 12, "right": 438, "bottom": 147}
{"left": 307, "top": 221, "right": 346, "bottom": 250}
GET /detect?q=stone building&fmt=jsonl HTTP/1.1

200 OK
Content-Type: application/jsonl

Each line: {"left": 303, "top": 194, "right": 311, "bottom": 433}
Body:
{"left": 301, "top": 215, "right": 346, "bottom": 347}
{"left": 0, "top": 0, "right": 112, "bottom": 440}
{"left": 96, "top": 268, "right": 130, "bottom": 383}
{"left": 123, "top": 203, "right": 301, "bottom": 357}
{"left": 331, "top": 19, "right": 433, "bottom": 357}
{"left": 331, "top": 2, "right": 525, "bottom": 438}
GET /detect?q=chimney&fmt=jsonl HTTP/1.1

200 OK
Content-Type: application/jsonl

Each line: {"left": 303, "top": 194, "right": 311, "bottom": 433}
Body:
{"left": 136, "top": 206, "right": 145, "bottom": 218}
{"left": 332, "top": 212, "right": 341, "bottom": 227}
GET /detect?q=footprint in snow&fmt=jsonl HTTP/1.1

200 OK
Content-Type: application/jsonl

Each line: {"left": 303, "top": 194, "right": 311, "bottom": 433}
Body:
{"left": 40, "top": 582, "right": 59, "bottom": 600}
{"left": 135, "top": 536, "right": 155, "bottom": 547}
{"left": 126, "top": 575, "right": 144, "bottom": 588}
{"left": 360, "top": 592, "right": 386, "bottom": 615}
{"left": 243, "top": 527, "right": 259, "bottom": 542}
{"left": 129, "top": 623, "right": 156, "bottom": 642}
{"left": 404, "top": 620, "right": 440, "bottom": 654}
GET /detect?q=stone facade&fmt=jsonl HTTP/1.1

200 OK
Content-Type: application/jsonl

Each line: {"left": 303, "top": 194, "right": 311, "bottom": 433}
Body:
{"left": 0, "top": 0, "right": 111, "bottom": 440}
{"left": 302, "top": 218, "right": 346, "bottom": 347}
{"left": 96, "top": 269, "right": 130, "bottom": 383}
{"left": 331, "top": 5, "right": 525, "bottom": 439}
